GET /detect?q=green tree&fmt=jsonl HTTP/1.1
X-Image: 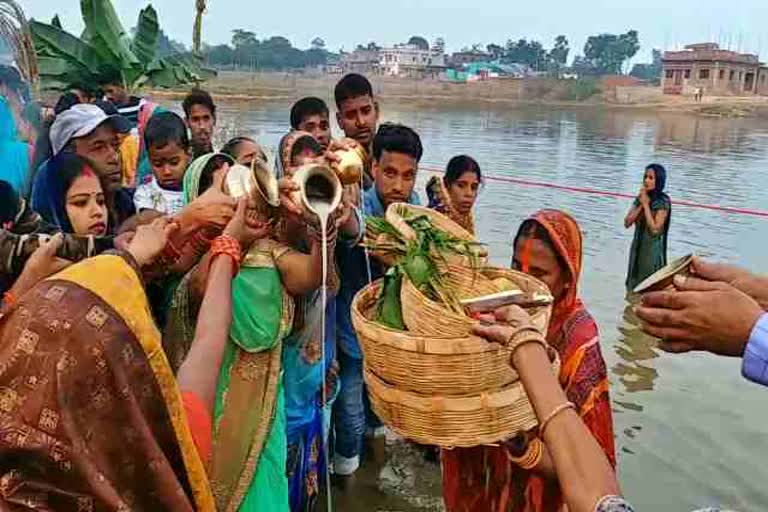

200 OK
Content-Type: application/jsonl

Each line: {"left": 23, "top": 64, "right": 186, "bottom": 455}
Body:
{"left": 407, "top": 36, "right": 429, "bottom": 50}
{"left": 630, "top": 48, "right": 662, "bottom": 82}
{"left": 549, "top": 35, "right": 569, "bottom": 68}
{"left": 231, "top": 29, "right": 257, "bottom": 48}
{"left": 504, "top": 38, "right": 548, "bottom": 71}
{"left": 486, "top": 43, "right": 504, "bottom": 60}
{"left": 583, "top": 30, "right": 640, "bottom": 74}
{"left": 310, "top": 37, "right": 325, "bottom": 50}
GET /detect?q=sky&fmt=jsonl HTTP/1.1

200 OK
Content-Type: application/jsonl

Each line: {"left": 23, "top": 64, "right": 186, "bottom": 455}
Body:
{"left": 21, "top": 0, "right": 768, "bottom": 63}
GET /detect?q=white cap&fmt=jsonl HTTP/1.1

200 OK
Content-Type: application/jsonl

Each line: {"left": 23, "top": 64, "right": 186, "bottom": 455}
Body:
{"left": 49, "top": 103, "right": 131, "bottom": 155}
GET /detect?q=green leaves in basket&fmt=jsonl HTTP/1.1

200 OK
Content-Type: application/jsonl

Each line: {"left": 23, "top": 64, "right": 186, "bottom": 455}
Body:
{"left": 376, "top": 268, "right": 405, "bottom": 330}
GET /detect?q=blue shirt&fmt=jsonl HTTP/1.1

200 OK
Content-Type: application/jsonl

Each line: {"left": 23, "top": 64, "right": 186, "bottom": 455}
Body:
{"left": 742, "top": 312, "right": 768, "bottom": 386}
{"left": 335, "top": 187, "right": 420, "bottom": 358}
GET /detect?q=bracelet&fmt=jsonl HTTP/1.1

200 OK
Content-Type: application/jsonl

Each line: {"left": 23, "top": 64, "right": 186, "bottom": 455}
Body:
{"left": 210, "top": 235, "right": 242, "bottom": 276}
{"left": 2, "top": 290, "right": 16, "bottom": 308}
{"left": 506, "top": 327, "right": 548, "bottom": 359}
{"left": 538, "top": 401, "right": 576, "bottom": 439}
{"left": 506, "top": 437, "right": 543, "bottom": 470}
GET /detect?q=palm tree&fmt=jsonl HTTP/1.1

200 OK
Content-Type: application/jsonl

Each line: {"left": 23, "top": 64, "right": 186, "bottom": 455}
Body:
{"left": 0, "top": 1, "right": 37, "bottom": 97}
{"left": 193, "top": 0, "right": 206, "bottom": 56}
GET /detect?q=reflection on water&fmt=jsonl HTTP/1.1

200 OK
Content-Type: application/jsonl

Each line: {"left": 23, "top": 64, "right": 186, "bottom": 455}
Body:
{"left": 612, "top": 302, "right": 660, "bottom": 397}
{"left": 177, "top": 98, "right": 768, "bottom": 511}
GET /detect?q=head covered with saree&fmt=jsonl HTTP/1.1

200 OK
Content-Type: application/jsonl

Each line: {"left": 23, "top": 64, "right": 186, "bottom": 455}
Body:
{"left": 0, "top": 253, "right": 214, "bottom": 511}
{"left": 30, "top": 152, "right": 114, "bottom": 235}
{"left": 513, "top": 209, "right": 583, "bottom": 344}
{"left": 182, "top": 152, "right": 235, "bottom": 205}
{"left": 274, "top": 130, "right": 323, "bottom": 180}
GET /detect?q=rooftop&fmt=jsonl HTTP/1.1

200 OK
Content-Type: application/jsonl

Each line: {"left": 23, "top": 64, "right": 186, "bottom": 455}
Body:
{"left": 663, "top": 43, "right": 760, "bottom": 65}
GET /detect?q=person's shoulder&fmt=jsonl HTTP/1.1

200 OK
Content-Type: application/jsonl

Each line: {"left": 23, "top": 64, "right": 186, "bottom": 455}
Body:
{"left": 562, "top": 305, "right": 600, "bottom": 349}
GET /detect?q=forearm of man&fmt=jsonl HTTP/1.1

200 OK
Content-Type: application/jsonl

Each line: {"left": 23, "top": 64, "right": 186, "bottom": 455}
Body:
{"left": 513, "top": 343, "right": 620, "bottom": 512}
{"left": 177, "top": 256, "right": 234, "bottom": 414}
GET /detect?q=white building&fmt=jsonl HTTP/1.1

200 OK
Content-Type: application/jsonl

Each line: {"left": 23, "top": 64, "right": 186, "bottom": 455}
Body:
{"left": 379, "top": 44, "right": 446, "bottom": 78}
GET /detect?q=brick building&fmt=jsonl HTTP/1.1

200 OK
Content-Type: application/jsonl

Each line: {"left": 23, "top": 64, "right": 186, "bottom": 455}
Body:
{"left": 662, "top": 43, "right": 768, "bottom": 96}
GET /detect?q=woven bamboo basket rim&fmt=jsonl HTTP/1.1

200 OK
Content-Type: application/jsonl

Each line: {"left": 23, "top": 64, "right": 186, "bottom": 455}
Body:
{"left": 352, "top": 280, "right": 504, "bottom": 355}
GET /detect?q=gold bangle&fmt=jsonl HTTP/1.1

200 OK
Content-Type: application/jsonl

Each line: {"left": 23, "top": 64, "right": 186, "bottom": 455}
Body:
{"left": 538, "top": 401, "right": 576, "bottom": 439}
{"left": 506, "top": 437, "right": 542, "bottom": 470}
{"left": 506, "top": 328, "right": 548, "bottom": 360}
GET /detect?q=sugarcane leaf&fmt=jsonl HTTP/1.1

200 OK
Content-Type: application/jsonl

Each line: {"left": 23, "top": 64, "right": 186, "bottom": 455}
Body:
{"left": 30, "top": 20, "right": 103, "bottom": 74}
{"left": 131, "top": 5, "right": 158, "bottom": 66}
{"left": 80, "top": 0, "right": 140, "bottom": 75}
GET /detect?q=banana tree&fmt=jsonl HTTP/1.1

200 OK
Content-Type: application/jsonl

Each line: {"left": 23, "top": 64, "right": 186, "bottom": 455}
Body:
{"left": 31, "top": 0, "right": 214, "bottom": 93}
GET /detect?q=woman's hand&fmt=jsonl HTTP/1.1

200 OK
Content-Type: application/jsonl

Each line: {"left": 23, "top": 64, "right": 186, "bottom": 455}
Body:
{"left": 223, "top": 199, "right": 271, "bottom": 248}
{"left": 185, "top": 171, "right": 237, "bottom": 229}
{"left": 278, "top": 177, "right": 303, "bottom": 218}
{"left": 472, "top": 305, "right": 536, "bottom": 345}
{"left": 127, "top": 217, "right": 179, "bottom": 267}
{"left": 13, "top": 233, "right": 73, "bottom": 296}
{"left": 638, "top": 187, "right": 650, "bottom": 207}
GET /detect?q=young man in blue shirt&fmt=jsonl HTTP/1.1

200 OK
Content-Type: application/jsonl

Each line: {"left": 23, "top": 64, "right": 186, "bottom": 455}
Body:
{"left": 333, "top": 123, "right": 423, "bottom": 476}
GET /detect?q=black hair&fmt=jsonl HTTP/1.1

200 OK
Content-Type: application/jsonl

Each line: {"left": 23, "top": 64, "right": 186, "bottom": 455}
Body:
{"left": 445, "top": 155, "right": 482, "bottom": 186}
{"left": 0, "top": 180, "right": 19, "bottom": 224}
{"left": 94, "top": 99, "right": 120, "bottom": 116}
{"left": 372, "top": 123, "right": 423, "bottom": 162}
{"left": 54, "top": 92, "right": 81, "bottom": 115}
{"left": 97, "top": 68, "right": 123, "bottom": 87}
{"left": 334, "top": 73, "right": 373, "bottom": 108}
{"left": 290, "top": 135, "right": 322, "bottom": 166}
{"left": 290, "top": 97, "right": 329, "bottom": 129}
{"left": 143, "top": 111, "right": 190, "bottom": 151}
{"left": 198, "top": 154, "right": 234, "bottom": 195}
{"left": 69, "top": 82, "right": 98, "bottom": 101}
{"left": 221, "top": 136, "right": 253, "bottom": 158}
{"left": 182, "top": 88, "right": 216, "bottom": 118}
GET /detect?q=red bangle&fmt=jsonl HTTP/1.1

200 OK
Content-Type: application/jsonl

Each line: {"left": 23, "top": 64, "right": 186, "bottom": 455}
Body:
{"left": 210, "top": 235, "right": 242, "bottom": 276}
{"left": 2, "top": 290, "right": 17, "bottom": 308}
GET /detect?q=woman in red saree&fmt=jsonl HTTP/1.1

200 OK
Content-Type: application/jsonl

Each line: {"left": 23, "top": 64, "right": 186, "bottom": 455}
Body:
{"left": 442, "top": 209, "right": 615, "bottom": 512}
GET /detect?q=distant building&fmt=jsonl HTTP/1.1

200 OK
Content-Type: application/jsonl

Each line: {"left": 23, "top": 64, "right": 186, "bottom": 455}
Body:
{"left": 379, "top": 44, "right": 446, "bottom": 78}
{"left": 443, "top": 61, "right": 530, "bottom": 83}
{"left": 449, "top": 51, "right": 492, "bottom": 68}
{"left": 661, "top": 43, "right": 768, "bottom": 96}
{"left": 340, "top": 49, "right": 380, "bottom": 75}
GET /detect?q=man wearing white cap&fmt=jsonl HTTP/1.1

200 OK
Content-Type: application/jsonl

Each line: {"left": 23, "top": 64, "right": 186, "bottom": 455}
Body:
{"left": 32, "top": 103, "right": 135, "bottom": 228}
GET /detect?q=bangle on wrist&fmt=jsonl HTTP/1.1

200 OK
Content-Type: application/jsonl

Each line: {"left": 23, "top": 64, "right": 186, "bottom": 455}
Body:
{"left": 506, "top": 437, "right": 543, "bottom": 470}
{"left": 505, "top": 328, "right": 548, "bottom": 361}
{"left": 210, "top": 235, "right": 242, "bottom": 277}
{"left": 538, "top": 401, "right": 576, "bottom": 439}
{"left": 2, "top": 290, "right": 17, "bottom": 309}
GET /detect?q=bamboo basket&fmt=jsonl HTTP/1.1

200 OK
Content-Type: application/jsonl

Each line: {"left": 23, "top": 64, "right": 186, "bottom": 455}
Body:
{"left": 401, "top": 267, "right": 552, "bottom": 337}
{"left": 352, "top": 281, "right": 519, "bottom": 395}
{"left": 365, "top": 354, "right": 559, "bottom": 447}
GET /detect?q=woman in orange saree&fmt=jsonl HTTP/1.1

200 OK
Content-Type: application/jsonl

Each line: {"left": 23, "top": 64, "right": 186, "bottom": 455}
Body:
{"left": 0, "top": 251, "right": 214, "bottom": 511}
{"left": 441, "top": 209, "right": 615, "bottom": 512}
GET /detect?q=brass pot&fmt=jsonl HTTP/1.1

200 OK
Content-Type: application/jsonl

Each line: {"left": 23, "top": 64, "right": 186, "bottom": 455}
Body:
{"left": 224, "top": 159, "right": 280, "bottom": 215}
{"left": 333, "top": 142, "right": 366, "bottom": 186}
{"left": 292, "top": 163, "right": 343, "bottom": 220}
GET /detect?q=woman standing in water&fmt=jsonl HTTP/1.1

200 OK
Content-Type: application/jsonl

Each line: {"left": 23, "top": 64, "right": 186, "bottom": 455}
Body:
{"left": 426, "top": 155, "right": 482, "bottom": 234}
{"left": 442, "top": 209, "right": 615, "bottom": 512}
{"left": 624, "top": 163, "right": 671, "bottom": 292}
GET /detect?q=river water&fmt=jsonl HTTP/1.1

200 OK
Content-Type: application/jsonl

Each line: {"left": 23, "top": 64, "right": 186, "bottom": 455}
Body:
{"left": 208, "top": 98, "right": 768, "bottom": 511}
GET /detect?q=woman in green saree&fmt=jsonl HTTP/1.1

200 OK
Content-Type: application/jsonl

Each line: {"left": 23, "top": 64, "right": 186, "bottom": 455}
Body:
{"left": 166, "top": 153, "right": 327, "bottom": 511}
{"left": 624, "top": 163, "right": 671, "bottom": 292}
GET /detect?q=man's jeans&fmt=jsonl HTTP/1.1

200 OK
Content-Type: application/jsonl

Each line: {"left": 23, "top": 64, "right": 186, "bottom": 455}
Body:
{"left": 332, "top": 350, "right": 382, "bottom": 474}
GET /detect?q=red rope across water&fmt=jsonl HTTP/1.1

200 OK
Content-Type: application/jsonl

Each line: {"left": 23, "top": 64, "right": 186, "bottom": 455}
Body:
{"left": 420, "top": 165, "right": 768, "bottom": 219}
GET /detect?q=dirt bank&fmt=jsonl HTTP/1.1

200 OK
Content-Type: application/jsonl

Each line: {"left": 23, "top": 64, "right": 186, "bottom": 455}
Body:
{"left": 150, "top": 71, "right": 768, "bottom": 118}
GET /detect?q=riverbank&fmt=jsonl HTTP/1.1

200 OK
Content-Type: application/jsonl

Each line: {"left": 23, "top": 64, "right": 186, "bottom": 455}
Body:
{"left": 150, "top": 70, "right": 768, "bottom": 118}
